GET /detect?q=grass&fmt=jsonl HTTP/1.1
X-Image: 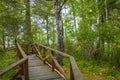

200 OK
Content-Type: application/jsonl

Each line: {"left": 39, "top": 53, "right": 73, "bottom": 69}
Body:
{"left": 76, "top": 59, "right": 120, "bottom": 80}
{"left": 62, "top": 57, "right": 120, "bottom": 80}
{"left": 0, "top": 50, "right": 18, "bottom": 80}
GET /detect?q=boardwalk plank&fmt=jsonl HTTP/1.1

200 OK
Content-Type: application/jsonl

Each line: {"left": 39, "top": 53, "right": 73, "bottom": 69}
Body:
{"left": 28, "top": 54, "right": 63, "bottom": 80}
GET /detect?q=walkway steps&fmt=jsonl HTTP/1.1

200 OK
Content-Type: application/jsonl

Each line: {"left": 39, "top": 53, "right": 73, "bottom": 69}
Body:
{"left": 28, "top": 55, "right": 64, "bottom": 80}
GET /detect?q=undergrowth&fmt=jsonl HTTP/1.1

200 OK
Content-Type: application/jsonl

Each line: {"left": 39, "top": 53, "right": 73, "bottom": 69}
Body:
{"left": 0, "top": 49, "right": 17, "bottom": 80}
{"left": 63, "top": 57, "right": 120, "bottom": 80}
{"left": 76, "top": 58, "right": 120, "bottom": 80}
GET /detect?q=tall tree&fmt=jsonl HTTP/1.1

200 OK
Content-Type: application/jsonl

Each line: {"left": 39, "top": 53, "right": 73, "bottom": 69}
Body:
{"left": 54, "top": 0, "right": 67, "bottom": 64}
{"left": 24, "top": 0, "right": 33, "bottom": 54}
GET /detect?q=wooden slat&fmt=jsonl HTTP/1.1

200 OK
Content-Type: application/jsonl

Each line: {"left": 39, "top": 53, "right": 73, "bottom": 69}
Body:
{"left": 28, "top": 60, "right": 43, "bottom": 67}
{"left": 34, "top": 45, "right": 43, "bottom": 59}
{"left": 36, "top": 44, "right": 83, "bottom": 80}
{"left": 50, "top": 54, "right": 69, "bottom": 80}
{"left": 70, "top": 56, "right": 83, "bottom": 80}
{"left": 43, "top": 60, "right": 67, "bottom": 80}
{"left": 43, "top": 54, "right": 51, "bottom": 62}
{"left": 23, "top": 59, "right": 29, "bottom": 80}
{"left": 16, "top": 43, "right": 29, "bottom": 80}
{"left": 16, "top": 43, "right": 27, "bottom": 58}
{"left": 43, "top": 47, "right": 46, "bottom": 58}
{"left": 28, "top": 55, "right": 63, "bottom": 80}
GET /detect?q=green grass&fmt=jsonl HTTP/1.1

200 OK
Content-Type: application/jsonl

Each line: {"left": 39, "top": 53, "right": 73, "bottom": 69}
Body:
{"left": 76, "top": 59, "right": 120, "bottom": 80}
{"left": 0, "top": 50, "right": 18, "bottom": 80}
{"left": 62, "top": 57, "right": 120, "bottom": 80}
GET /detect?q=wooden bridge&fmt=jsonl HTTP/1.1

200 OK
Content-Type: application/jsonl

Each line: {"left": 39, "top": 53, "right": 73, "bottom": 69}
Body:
{"left": 0, "top": 43, "right": 83, "bottom": 80}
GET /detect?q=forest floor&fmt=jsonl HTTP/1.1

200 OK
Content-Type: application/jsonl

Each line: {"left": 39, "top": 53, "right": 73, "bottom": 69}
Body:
{"left": 83, "top": 73, "right": 120, "bottom": 80}
{"left": 63, "top": 58, "right": 120, "bottom": 80}
{"left": 76, "top": 59, "right": 120, "bottom": 80}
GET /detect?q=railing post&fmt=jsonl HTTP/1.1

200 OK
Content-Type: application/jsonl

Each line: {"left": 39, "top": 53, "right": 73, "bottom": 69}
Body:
{"left": 70, "top": 64, "right": 74, "bottom": 80}
{"left": 51, "top": 51, "right": 55, "bottom": 71}
{"left": 17, "top": 49, "right": 24, "bottom": 75}
{"left": 23, "top": 59, "right": 29, "bottom": 80}
{"left": 43, "top": 47, "right": 46, "bottom": 58}
{"left": 52, "top": 59, "right": 55, "bottom": 71}
{"left": 51, "top": 51, "right": 53, "bottom": 55}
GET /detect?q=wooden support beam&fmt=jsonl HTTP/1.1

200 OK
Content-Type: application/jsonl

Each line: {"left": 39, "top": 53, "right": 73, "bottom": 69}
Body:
{"left": 34, "top": 45, "right": 43, "bottom": 59}
{"left": 43, "top": 54, "right": 51, "bottom": 63}
{"left": 50, "top": 54, "right": 69, "bottom": 80}
{"left": 23, "top": 59, "right": 29, "bottom": 80}
{"left": 43, "top": 47, "right": 46, "bottom": 58}
{"left": 38, "top": 44, "right": 70, "bottom": 57}
{"left": 70, "top": 56, "right": 83, "bottom": 80}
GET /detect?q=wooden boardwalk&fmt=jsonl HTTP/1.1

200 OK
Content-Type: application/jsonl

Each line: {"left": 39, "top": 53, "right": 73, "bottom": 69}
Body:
{"left": 28, "top": 54, "right": 64, "bottom": 80}
{"left": 0, "top": 43, "right": 83, "bottom": 80}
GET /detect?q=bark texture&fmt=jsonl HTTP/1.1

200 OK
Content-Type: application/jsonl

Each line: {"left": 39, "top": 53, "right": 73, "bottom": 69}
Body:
{"left": 55, "top": 0, "right": 64, "bottom": 65}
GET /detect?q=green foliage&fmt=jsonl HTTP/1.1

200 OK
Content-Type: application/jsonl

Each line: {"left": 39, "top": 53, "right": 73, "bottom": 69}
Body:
{"left": 0, "top": 69, "right": 18, "bottom": 80}
{"left": 0, "top": 47, "right": 4, "bottom": 54}
{"left": 105, "top": 68, "right": 120, "bottom": 77}
{"left": 0, "top": 50, "right": 17, "bottom": 79}
{"left": 76, "top": 58, "right": 120, "bottom": 79}
{"left": 0, "top": 51, "right": 17, "bottom": 69}
{"left": 0, "top": 0, "right": 120, "bottom": 79}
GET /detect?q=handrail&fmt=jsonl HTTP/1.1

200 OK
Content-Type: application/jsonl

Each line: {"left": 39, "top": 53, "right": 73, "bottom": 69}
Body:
{"left": 34, "top": 44, "right": 83, "bottom": 80}
{"left": 70, "top": 56, "right": 83, "bottom": 80}
{"left": 17, "top": 43, "right": 27, "bottom": 58}
{"left": 0, "top": 58, "right": 27, "bottom": 76}
{"left": 0, "top": 43, "right": 29, "bottom": 80}
{"left": 38, "top": 44, "right": 70, "bottom": 58}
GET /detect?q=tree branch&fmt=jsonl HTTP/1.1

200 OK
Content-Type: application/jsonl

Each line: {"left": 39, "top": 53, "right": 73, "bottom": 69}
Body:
{"left": 58, "top": 0, "right": 67, "bottom": 14}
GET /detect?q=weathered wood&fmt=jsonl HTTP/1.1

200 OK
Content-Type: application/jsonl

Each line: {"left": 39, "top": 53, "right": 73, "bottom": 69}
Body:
{"left": 28, "top": 55, "right": 63, "bottom": 80}
{"left": 23, "top": 59, "right": 29, "bottom": 80}
{"left": 41, "top": 60, "right": 67, "bottom": 80}
{"left": 17, "top": 43, "right": 29, "bottom": 80}
{"left": 34, "top": 45, "right": 43, "bottom": 60}
{"left": 0, "top": 58, "right": 27, "bottom": 76}
{"left": 1, "top": 43, "right": 83, "bottom": 80}
{"left": 37, "top": 44, "right": 70, "bottom": 57}
{"left": 0, "top": 43, "right": 28, "bottom": 77}
{"left": 70, "top": 56, "right": 83, "bottom": 80}
{"left": 36, "top": 44, "right": 83, "bottom": 80}
{"left": 28, "top": 60, "right": 43, "bottom": 67}
{"left": 43, "top": 54, "right": 51, "bottom": 63}
{"left": 17, "top": 43, "right": 27, "bottom": 58}
{"left": 52, "top": 59, "right": 55, "bottom": 71}
{"left": 70, "top": 63, "right": 74, "bottom": 80}
{"left": 43, "top": 47, "right": 46, "bottom": 58}
{"left": 50, "top": 54, "right": 69, "bottom": 80}
{"left": 51, "top": 50, "right": 54, "bottom": 55}
{"left": 17, "top": 48, "right": 22, "bottom": 59}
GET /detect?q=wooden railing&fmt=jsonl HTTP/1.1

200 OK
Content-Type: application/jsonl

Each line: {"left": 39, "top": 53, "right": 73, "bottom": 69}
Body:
{"left": 34, "top": 44, "right": 83, "bottom": 80}
{"left": 0, "top": 43, "right": 29, "bottom": 80}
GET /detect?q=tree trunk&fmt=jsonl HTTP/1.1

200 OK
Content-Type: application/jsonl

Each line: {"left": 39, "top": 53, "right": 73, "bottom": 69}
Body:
{"left": 46, "top": 16, "right": 49, "bottom": 45}
{"left": 7, "top": 36, "right": 10, "bottom": 48}
{"left": 55, "top": 0, "right": 64, "bottom": 65}
{"left": 105, "top": 0, "right": 108, "bottom": 20}
{"left": 52, "top": 23, "right": 55, "bottom": 45}
{"left": 25, "top": 0, "right": 33, "bottom": 54}
{"left": 2, "top": 26, "right": 6, "bottom": 52}
{"left": 72, "top": 3, "right": 77, "bottom": 33}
